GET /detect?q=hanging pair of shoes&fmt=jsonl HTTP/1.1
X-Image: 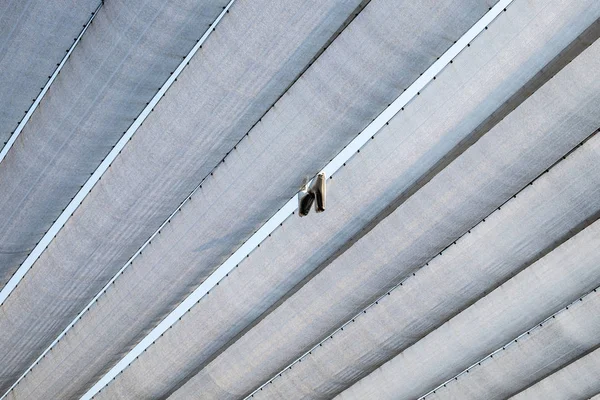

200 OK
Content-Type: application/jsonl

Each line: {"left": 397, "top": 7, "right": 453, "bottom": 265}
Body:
{"left": 298, "top": 172, "right": 326, "bottom": 217}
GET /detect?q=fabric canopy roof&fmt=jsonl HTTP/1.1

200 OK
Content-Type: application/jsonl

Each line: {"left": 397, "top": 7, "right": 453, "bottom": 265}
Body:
{"left": 1, "top": 0, "right": 599, "bottom": 399}
{"left": 0, "top": 0, "right": 98, "bottom": 147}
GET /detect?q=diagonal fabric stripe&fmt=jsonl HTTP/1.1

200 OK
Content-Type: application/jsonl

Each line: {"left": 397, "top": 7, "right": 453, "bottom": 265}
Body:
{"left": 422, "top": 288, "right": 600, "bottom": 400}
{"left": 61, "top": 0, "right": 501, "bottom": 399}
{"left": 169, "top": 28, "right": 600, "bottom": 400}
{"left": 1, "top": 0, "right": 372, "bottom": 398}
{"left": 331, "top": 134, "right": 600, "bottom": 400}
{"left": 0, "top": 0, "right": 100, "bottom": 149}
{"left": 510, "top": 347, "right": 600, "bottom": 400}
{"left": 0, "top": 0, "right": 231, "bottom": 292}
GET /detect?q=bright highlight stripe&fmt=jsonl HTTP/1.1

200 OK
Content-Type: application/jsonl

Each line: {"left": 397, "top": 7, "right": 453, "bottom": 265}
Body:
{"left": 75, "top": 0, "right": 513, "bottom": 398}
{"left": 0, "top": 1, "right": 237, "bottom": 399}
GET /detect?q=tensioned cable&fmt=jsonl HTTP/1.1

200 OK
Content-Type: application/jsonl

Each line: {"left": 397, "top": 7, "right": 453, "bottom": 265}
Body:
{"left": 0, "top": 2, "right": 103, "bottom": 165}
{"left": 76, "top": 1, "right": 514, "bottom": 398}
{"left": 0, "top": 1, "right": 238, "bottom": 399}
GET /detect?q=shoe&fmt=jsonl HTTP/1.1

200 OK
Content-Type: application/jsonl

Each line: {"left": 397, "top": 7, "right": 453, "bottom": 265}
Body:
{"left": 310, "top": 172, "right": 326, "bottom": 213}
{"left": 298, "top": 183, "right": 315, "bottom": 217}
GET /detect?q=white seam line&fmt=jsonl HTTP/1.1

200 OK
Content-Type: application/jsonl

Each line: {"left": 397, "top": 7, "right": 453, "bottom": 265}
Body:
{"left": 75, "top": 1, "right": 513, "bottom": 398}
{"left": 0, "top": 2, "right": 103, "bottom": 165}
{"left": 249, "top": 136, "right": 595, "bottom": 396}
{"left": 244, "top": 1, "right": 514, "bottom": 397}
{"left": 249, "top": 132, "right": 595, "bottom": 398}
{"left": 0, "top": 1, "right": 237, "bottom": 399}
{"left": 0, "top": 1, "right": 235, "bottom": 307}
{"left": 419, "top": 286, "right": 600, "bottom": 399}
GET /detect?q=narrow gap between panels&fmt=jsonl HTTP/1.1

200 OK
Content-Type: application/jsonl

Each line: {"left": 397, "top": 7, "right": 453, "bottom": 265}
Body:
{"left": 0, "top": 2, "right": 237, "bottom": 306}
{"left": 239, "top": 16, "right": 600, "bottom": 379}
{"left": 75, "top": 1, "right": 514, "bottom": 399}
{"left": 0, "top": 1, "right": 238, "bottom": 399}
{"left": 235, "top": 10, "right": 600, "bottom": 380}
{"left": 0, "top": 2, "right": 103, "bottom": 165}
{"left": 249, "top": 130, "right": 600, "bottom": 399}
{"left": 3, "top": 0, "right": 369, "bottom": 397}
{"left": 0, "top": 0, "right": 238, "bottom": 307}
{"left": 504, "top": 342, "right": 600, "bottom": 398}
{"left": 419, "top": 284, "right": 600, "bottom": 399}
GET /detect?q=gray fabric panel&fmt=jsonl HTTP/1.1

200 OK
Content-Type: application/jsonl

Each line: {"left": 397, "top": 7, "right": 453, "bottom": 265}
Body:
{"left": 162, "top": 5, "right": 600, "bottom": 399}
{"left": 0, "top": 0, "right": 229, "bottom": 289}
{"left": 0, "top": 0, "right": 98, "bottom": 146}
{"left": 423, "top": 291, "right": 600, "bottom": 400}
{"left": 265, "top": 153, "right": 600, "bottom": 398}
{"left": 329, "top": 141, "right": 600, "bottom": 399}
{"left": 166, "top": 34, "right": 600, "bottom": 400}
{"left": 144, "top": 0, "right": 600, "bottom": 397}
{"left": 0, "top": 0, "right": 438, "bottom": 397}
{"left": 49, "top": 1, "right": 502, "bottom": 400}
{"left": 510, "top": 347, "right": 600, "bottom": 400}
{"left": 0, "top": 1, "right": 368, "bottom": 394}
{"left": 0, "top": 0, "right": 232, "bottom": 389}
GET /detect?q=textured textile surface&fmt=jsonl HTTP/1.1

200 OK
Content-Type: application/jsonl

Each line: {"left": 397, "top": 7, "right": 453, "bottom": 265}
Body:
{"left": 84, "top": 2, "right": 508, "bottom": 397}
{"left": 0, "top": 0, "right": 98, "bottom": 145}
{"left": 510, "top": 347, "right": 600, "bottom": 400}
{"left": 169, "top": 25, "right": 600, "bottom": 400}
{"left": 88, "top": 0, "right": 501, "bottom": 398}
{"left": 1, "top": 0, "right": 369, "bottom": 398}
{"left": 0, "top": 0, "right": 230, "bottom": 288}
{"left": 423, "top": 288, "right": 600, "bottom": 400}
{"left": 336, "top": 135, "right": 600, "bottom": 400}
{"left": 2, "top": 0, "right": 600, "bottom": 398}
